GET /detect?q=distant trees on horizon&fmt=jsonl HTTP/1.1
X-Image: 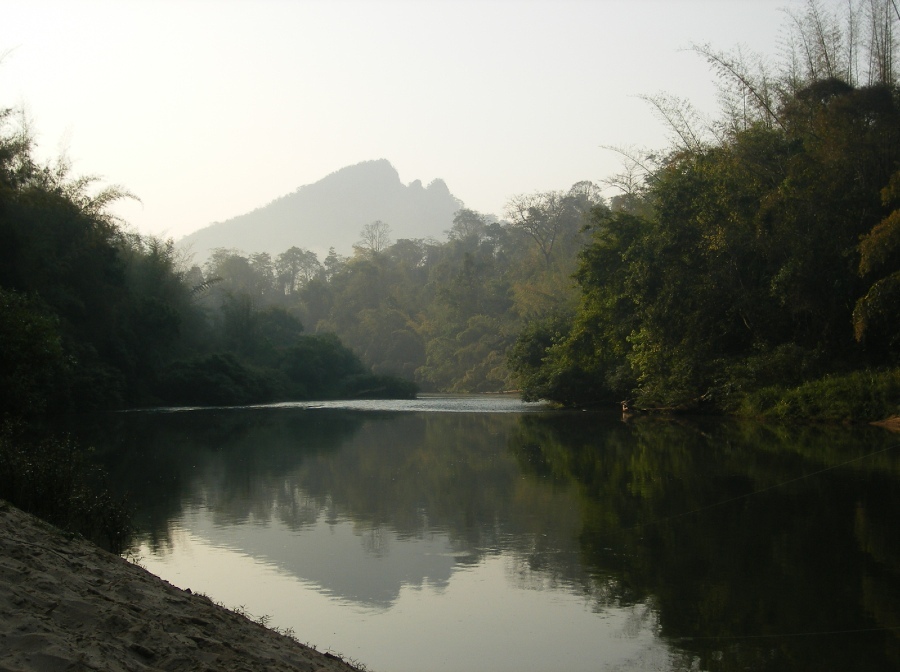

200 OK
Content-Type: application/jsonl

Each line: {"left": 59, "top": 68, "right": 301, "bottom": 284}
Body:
{"left": 187, "top": 180, "right": 604, "bottom": 393}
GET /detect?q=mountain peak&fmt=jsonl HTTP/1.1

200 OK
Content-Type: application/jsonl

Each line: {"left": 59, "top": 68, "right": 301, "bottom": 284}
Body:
{"left": 179, "top": 161, "right": 463, "bottom": 260}
{"left": 316, "top": 159, "right": 400, "bottom": 186}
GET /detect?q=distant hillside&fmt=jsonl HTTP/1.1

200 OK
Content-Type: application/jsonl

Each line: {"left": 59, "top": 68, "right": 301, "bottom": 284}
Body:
{"left": 178, "top": 159, "right": 464, "bottom": 261}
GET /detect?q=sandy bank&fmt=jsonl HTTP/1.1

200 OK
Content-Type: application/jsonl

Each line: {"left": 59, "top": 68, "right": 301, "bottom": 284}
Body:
{"left": 0, "top": 501, "right": 366, "bottom": 672}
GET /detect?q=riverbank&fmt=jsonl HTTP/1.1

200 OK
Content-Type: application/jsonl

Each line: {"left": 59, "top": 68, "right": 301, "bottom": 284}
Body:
{"left": 0, "top": 501, "right": 367, "bottom": 672}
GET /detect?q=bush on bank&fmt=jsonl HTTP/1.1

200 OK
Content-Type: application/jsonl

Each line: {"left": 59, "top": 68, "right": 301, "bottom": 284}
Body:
{"left": 739, "top": 369, "right": 900, "bottom": 423}
{"left": 0, "top": 423, "right": 133, "bottom": 554}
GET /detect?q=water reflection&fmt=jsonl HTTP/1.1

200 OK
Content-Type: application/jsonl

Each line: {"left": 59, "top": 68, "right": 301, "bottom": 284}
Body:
{"left": 70, "top": 401, "right": 900, "bottom": 672}
{"left": 512, "top": 414, "right": 900, "bottom": 671}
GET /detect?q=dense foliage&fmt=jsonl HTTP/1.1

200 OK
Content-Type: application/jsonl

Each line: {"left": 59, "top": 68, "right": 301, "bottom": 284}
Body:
{"left": 185, "top": 184, "right": 602, "bottom": 393}
{"left": 508, "top": 0, "right": 900, "bottom": 420}
{"left": 0, "top": 109, "right": 416, "bottom": 414}
{"left": 0, "top": 424, "right": 132, "bottom": 553}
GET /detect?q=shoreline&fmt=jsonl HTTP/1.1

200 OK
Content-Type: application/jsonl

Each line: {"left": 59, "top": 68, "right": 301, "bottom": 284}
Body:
{"left": 0, "top": 501, "right": 367, "bottom": 672}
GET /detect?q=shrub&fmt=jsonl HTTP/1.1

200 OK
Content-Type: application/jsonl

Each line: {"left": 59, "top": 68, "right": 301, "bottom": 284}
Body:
{"left": 154, "top": 353, "right": 277, "bottom": 406}
{"left": 740, "top": 369, "right": 900, "bottom": 423}
{"left": 0, "top": 424, "right": 133, "bottom": 554}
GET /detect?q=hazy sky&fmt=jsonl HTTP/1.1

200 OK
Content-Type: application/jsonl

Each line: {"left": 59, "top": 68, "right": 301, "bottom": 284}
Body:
{"left": 2, "top": 0, "right": 797, "bottom": 241}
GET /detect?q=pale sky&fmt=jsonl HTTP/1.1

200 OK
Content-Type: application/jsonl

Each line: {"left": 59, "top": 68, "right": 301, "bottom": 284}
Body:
{"left": 2, "top": 0, "right": 794, "bottom": 241}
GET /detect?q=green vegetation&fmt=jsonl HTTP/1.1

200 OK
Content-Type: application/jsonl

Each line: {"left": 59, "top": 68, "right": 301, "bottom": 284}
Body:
{"left": 507, "top": 1, "right": 900, "bottom": 421}
{"left": 0, "top": 423, "right": 132, "bottom": 553}
{"left": 741, "top": 369, "right": 900, "bottom": 422}
{"left": 186, "top": 184, "right": 601, "bottom": 395}
{"left": 0, "top": 105, "right": 416, "bottom": 412}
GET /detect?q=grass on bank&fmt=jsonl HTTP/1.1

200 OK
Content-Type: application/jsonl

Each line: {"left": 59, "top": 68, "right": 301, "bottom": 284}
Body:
{"left": 739, "top": 368, "right": 900, "bottom": 423}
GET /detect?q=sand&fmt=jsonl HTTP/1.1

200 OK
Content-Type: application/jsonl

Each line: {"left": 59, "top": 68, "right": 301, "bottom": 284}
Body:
{"left": 0, "top": 501, "right": 367, "bottom": 672}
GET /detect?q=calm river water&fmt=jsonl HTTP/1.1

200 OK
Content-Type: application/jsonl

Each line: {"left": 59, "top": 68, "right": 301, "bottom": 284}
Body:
{"left": 70, "top": 394, "right": 900, "bottom": 672}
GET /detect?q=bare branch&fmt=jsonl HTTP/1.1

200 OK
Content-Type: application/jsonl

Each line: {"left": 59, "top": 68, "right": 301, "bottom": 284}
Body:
{"left": 638, "top": 93, "right": 710, "bottom": 154}
{"left": 600, "top": 145, "right": 661, "bottom": 196}
{"left": 691, "top": 43, "right": 786, "bottom": 131}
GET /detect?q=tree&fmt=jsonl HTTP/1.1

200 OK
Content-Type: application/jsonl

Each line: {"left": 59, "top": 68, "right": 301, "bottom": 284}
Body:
{"left": 323, "top": 247, "right": 347, "bottom": 280}
{"left": 504, "top": 183, "right": 602, "bottom": 268}
{"left": 504, "top": 190, "right": 571, "bottom": 268}
{"left": 854, "top": 168, "right": 900, "bottom": 352}
{"left": 0, "top": 289, "right": 69, "bottom": 416}
{"left": 509, "top": 3, "right": 900, "bottom": 408}
{"left": 355, "top": 220, "right": 392, "bottom": 255}
{"left": 250, "top": 252, "right": 275, "bottom": 298}
{"left": 276, "top": 246, "right": 321, "bottom": 294}
{"left": 447, "top": 208, "right": 488, "bottom": 243}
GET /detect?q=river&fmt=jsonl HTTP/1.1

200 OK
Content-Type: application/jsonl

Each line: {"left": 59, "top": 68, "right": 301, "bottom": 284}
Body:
{"left": 69, "top": 394, "right": 900, "bottom": 672}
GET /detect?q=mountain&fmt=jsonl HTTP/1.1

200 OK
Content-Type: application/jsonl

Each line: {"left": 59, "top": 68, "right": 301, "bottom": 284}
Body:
{"left": 177, "top": 159, "right": 463, "bottom": 261}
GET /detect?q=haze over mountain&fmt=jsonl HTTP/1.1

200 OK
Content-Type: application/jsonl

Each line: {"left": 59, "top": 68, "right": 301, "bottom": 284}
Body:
{"left": 177, "top": 159, "right": 465, "bottom": 261}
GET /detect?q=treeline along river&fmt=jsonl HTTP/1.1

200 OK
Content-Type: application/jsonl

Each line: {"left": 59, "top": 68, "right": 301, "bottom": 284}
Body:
{"left": 64, "top": 396, "right": 900, "bottom": 672}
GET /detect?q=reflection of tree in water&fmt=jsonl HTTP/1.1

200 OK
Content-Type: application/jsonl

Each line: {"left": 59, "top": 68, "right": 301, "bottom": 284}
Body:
{"left": 853, "top": 482, "right": 900, "bottom": 665}
{"left": 70, "top": 408, "right": 365, "bottom": 549}
{"left": 359, "top": 525, "right": 389, "bottom": 558}
{"left": 85, "top": 409, "right": 602, "bottom": 601}
{"left": 510, "top": 413, "right": 900, "bottom": 671}
{"left": 272, "top": 413, "right": 587, "bottom": 570}
{"left": 72, "top": 407, "right": 900, "bottom": 669}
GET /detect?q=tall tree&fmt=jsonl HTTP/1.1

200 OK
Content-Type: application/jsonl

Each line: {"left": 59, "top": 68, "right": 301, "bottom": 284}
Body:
{"left": 355, "top": 220, "right": 392, "bottom": 255}
{"left": 276, "top": 246, "right": 321, "bottom": 294}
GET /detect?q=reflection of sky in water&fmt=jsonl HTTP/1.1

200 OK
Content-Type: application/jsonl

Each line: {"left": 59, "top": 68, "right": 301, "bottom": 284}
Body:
{"left": 188, "top": 509, "right": 457, "bottom": 608}
{"left": 272, "top": 394, "right": 551, "bottom": 414}
{"left": 139, "top": 509, "right": 674, "bottom": 672}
